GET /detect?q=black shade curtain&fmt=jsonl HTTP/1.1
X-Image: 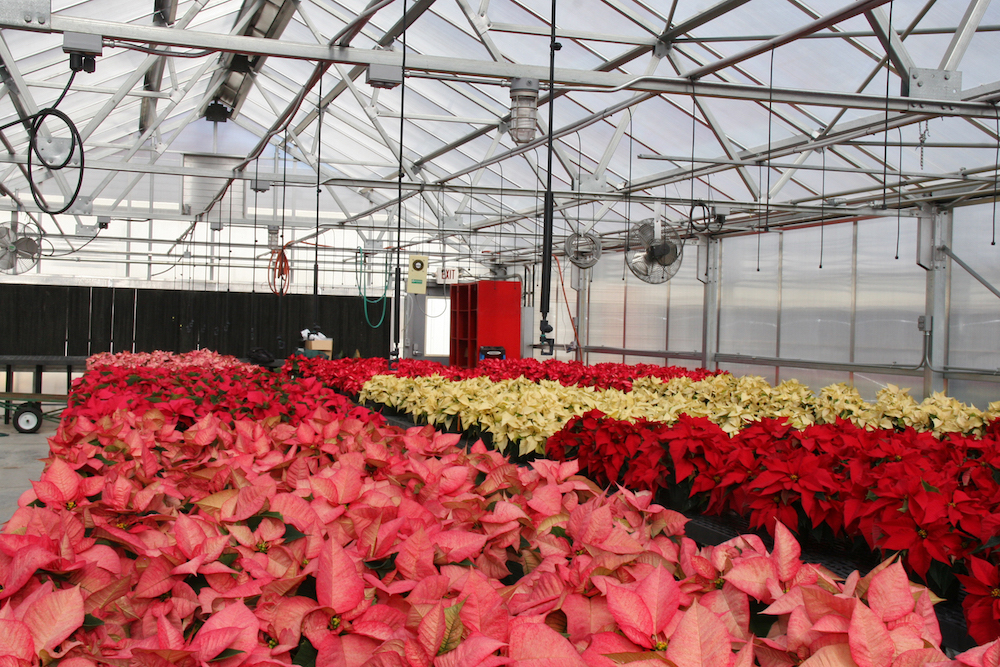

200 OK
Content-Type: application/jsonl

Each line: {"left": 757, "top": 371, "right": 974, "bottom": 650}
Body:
{"left": 0, "top": 284, "right": 389, "bottom": 359}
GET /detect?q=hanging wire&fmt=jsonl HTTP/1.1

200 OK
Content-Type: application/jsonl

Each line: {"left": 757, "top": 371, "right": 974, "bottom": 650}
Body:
{"left": 690, "top": 90, "right": 698, "bottom": 222}
{"left": 881, "top": 1, "right": 895, "bottom": 208}
{"left": 895, "top": 126, "right": 903, "bottom": 259}
{"left": 314, "top": 78, "right": 323, "bottom": 307}
{"left": 819, "top": 148, "right": 825, "bottom": 269}
{"left": 250, "top": 158, "right": 260, "bottom": 343}
{"left": 227, "top": 189, "right": 233, "bottom": 292}
{"left": 268, "top": 134, "right": 292, "bottom": 295}
{"left": 993, "top": 103, "right": 999, "bottom": 246}
{"left": 764, "top": 47, "right": 775, "bottom": 232}
{"left": 498, "top": 160, "right": 506, "bottom": 261}
{"left": 391, "top": 0, "right": 409, "bottom": 358}
{"left": 624, "top": 109, "right": 633, "bottom": 281}
{"left": 0, "top": 70, "right": 86, "bottom": 215}
{"left": 919, "top": 120, "right": 929, "bottom": 170}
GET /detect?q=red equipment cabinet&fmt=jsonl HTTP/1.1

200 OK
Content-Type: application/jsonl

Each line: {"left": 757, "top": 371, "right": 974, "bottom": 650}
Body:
{"left": 449, "top": 280, "right": 522, "bottom": 368}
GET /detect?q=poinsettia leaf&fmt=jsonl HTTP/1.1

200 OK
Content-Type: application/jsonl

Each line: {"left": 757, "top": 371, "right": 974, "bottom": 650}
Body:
{"left": 601, "top": 652, "right": 672, "bottom": 664}
{"left": 82, "top": 613, "right": 104, "bottom": 628}
{"left": 0, "top": 619, "right": 35, "bottom": 662}
{"left": 634, "top": 566, "right": 681, "bottom": 636}
{"left": 316, "top": 540, "right": 364, "bottom": 614}
{"left": 84, "top": 577, "right": 132, "bottom": 613}
{"left": 772, "top": 521, "right": 801, "bottom": 583}
{"left": 191, "top": 600, "right": 259, "bottom": 665}
{"left": 848, "top": 603, "right": 894, "bottom": 667}
{"left": 284, "top": 523, "right": 308, "bottom": 542}
{"left": 134, "top": 557, "right": 176, "bottom": 599}
{"left": 508, "top": 619, "right": 588, "bottom": 666}
{"left": 209, "top": 648, "right": 246, "bottom": 662}
{"left": 0, "top": 544, "right": 59, "bottom": 600}
{"left": 440, "top": 602, "right": 466, "bottom": 655}
{"left": 664, "top": 600, "right": 734, "bottom": 667}
{"left": 21, "top": 584, "right": 85, "bottom": 656}
{"left": 292, "top": 636, "right": 318, "bottom": 667}
{"left": 733, "top": 641, "right": 753, "bottom": 667}
{"left": 724, "top": 556, "right": 776, "bottom": 602}
{"left": 432, "top": 633, "right": 507, "bottom": 667}
{"left": 606, "top": 584, "right": 655, "bottom": 646}
{"left": 800, "top": 643, "right": 856, "bottom": 667}
{"left": 866, "top": 562, "right": 914, "bottom": 624}
{"left": 888, "top": 647, "right": 948, "bottom": 667}
{"left": 195, "top": 489, "right": 239, "bottom": 513}
{"left": 418, "top": 602, "right": 447, "bottom": 659}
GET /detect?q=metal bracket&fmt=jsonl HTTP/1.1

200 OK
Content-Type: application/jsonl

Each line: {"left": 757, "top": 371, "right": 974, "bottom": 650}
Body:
{"left": 939, "top": 245, "right": 1000, "bottom": 300}
{"left": 440, "top": 215, "right": 464, "bottom": 233}
{"left": 908, "top": 68, "right": 962, "bottom": 101}
{"left": 35, "top": 137, "right": 79, "bottom": 167}
{"left": 0, "top": 0, "right": 51, "bottom": 29}
{"left": 576, "top": 174, "right": 609, "bottom": 192}
{"left": 64, "top": 195, "right": 92, "bottom": 215}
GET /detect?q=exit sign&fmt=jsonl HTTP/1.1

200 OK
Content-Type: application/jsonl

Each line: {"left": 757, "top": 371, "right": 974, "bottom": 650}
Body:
{"left": 440, "top": 267, "right": 459, "bottom": 284}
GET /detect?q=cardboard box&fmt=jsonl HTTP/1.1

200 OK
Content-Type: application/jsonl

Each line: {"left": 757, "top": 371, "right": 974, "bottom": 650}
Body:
{"left": 305, "top": 339, "right": 333, "bottom": 352}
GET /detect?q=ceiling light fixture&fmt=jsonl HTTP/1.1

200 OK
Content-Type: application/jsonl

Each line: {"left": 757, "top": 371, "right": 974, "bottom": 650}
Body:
{"left": 509, "top": 77, "right": 539, "bottom": 145}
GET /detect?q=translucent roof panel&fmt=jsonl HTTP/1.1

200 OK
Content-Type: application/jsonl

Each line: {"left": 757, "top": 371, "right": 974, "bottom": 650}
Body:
{"left": 0, "top": 0, "right": 997, "bottom": 285}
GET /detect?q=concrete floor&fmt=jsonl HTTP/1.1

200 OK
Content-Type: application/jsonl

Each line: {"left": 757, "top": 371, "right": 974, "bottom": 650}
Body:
{"left": 0, "top": 419, "right": 54, "bottom": 526}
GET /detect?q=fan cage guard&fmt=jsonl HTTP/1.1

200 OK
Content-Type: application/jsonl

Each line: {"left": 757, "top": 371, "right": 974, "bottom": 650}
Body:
{"left": 563, "top": 232, "right": 602, "bottom": 269}
{"left": 624, "top": 220, "right": 683, "bottom": 284}
{"left": 0, "top": 220, "right": 43, "bottom": 275}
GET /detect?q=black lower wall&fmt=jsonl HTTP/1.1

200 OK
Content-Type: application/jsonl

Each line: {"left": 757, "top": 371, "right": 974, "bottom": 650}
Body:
{"left": 0, "top": 284, "right": 390, "bottom": 359}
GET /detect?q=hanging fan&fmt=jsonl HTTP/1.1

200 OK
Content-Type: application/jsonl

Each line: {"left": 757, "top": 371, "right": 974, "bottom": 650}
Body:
{"left": 564, "top": 231, "right": 602, "bottom": 268}
{"left": 625, "top": 218, "right": 683, "bottom": 284}
{"left": 0, "top": 214, "right": 42, "bottom": 274}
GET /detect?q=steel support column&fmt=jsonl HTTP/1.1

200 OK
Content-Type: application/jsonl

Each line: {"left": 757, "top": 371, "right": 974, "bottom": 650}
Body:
{"left": 923, "top": 206, "right": 951, "bottom": 396}
{"left": 701, "top": 237, "right": 721, "bottom": 371}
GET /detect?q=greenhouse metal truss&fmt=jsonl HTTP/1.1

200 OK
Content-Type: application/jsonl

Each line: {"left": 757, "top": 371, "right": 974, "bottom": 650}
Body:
{"left": 0, "top": 0, "right": 997, "bottom": 276}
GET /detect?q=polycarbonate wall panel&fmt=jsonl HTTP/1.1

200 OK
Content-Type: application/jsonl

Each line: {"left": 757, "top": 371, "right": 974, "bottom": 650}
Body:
{"left": 587, "top": 257, "right": 625, "bottom": 350}
{"left": 947, "top": 380, "right": 999, "bottom": 411}
{"left": 949, "top": 204, "right": 1000, "bottom": 371}
{"left": 423, "top": 298, "right": 451, "bottom": 357}
{"left": 852, "top": 373, "right": 924, "bottom": 404}
{"left": 719, "top": 362, "right": 776, "bottom": 384}
{"left": 624, "top": 270, "right": 667, "bottom": 362}
{"left": 854, "top": 218, "right": 925, "bottom": 365}
{"left": 778, "top": 367, "right": 851, "bottom": 392}
{"left": 779, "top": 225, "right": 853, "bottom": 363}
{"left": 719, "top": 234, "right": 779, "bottom": 356}
{"left": 665, "top": 253, "right": 704, "bottom": 355}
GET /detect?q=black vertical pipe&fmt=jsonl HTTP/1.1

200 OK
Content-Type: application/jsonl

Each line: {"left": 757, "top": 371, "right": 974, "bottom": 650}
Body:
{"left": 538, "top": 0, "right": 558, "bottom": 341}
{"left": 313, "top": 80, "right": 323, "bottom": 330}
{"left": 391, "top": 0, "right": 408, "bottom": 364}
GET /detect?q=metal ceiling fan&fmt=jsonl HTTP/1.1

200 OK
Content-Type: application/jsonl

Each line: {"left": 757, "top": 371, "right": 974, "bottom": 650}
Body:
{"left": 564, "top": 231, "right": 602, "bottom": 268}
{"left": 0, "top": 212, "right": 42, "bottom": 275}
{"left": 624, "top": 217, "right": 683, "bottom": 284}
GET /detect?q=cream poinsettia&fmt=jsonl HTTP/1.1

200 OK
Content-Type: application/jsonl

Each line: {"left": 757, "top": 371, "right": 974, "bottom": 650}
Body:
{"left": 360, "top": 372, "right": 994, "bottom": 454}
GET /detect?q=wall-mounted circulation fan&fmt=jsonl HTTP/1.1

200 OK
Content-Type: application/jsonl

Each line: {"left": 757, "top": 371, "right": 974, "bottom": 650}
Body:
{"left": 564, "top": 231, "right": 602, "bottom": 268}
{"left": 0, "top": 214, "right": 42, "bottom": 275}
{"left": 625, "top": 218, "right": 682, "bottom": 284}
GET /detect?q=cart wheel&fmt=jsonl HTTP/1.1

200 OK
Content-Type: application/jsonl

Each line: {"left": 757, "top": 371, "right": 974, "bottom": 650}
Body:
{"left": 13, "top": 402, "right": 43, "bottom": 434}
